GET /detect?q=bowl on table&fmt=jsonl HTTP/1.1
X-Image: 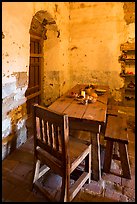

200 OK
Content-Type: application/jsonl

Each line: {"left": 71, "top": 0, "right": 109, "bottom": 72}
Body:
{"left": 68, "top": 92, "right": 78, "bottom": 98}
{"left": 95, "top": 89, "right": 106, "bottom": 96}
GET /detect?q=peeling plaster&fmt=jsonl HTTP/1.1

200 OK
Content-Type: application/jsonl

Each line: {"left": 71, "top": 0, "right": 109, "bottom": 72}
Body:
{"left": 5, "top": 52, "right": 9, "bottom": 57}
{"left": 55, "top": 4, "right": 58, "bottom": 13}
{"left": 57, "top": 30, "right": 60, "bottom": 38}
{"left": 13, "top": 72, "right": 28, "bottom": 88}
{"left": 123, "top": 2, "right": 135, "bottom": 25}
{"left": 2, "top": 118, "right": 11, "bottom": 133}
{"left": 71, "top": 46, "right": 78, "bottom": 51}
{"left": 2, "top": 31, "right": 5, "bottom": 39}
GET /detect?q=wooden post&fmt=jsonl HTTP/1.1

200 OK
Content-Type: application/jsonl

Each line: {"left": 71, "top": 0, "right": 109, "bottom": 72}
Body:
{"left": 91, "top": 132, "right": 101, "bottom": 181}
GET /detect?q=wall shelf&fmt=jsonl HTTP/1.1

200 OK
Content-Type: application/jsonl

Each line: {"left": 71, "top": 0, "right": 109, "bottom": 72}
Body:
{"left": 125, "top": 87, "right": 135, "bottom": 92}
{"left": 119, "top": 42, "right": 135, "bottom": 106}
{"left": 120, "top": 73, "right": 135, "bottom": 77}
{"left": 120, "top": 42, "right": 135, "bottom": 51}
{"left": 120, "top": 59, "right": 135, "bottom": 65}
{"left": 125, "top": 95, "right": 135, "bottom": 99}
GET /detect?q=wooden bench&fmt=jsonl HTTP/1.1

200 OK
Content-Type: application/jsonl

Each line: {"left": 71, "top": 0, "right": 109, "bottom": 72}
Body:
{"left": 103, "top": 114, "right": 131, "bottom": 179}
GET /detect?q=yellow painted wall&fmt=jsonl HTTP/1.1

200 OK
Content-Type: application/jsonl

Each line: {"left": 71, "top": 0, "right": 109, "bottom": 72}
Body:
{"left": 69, "top": 2, "right": 135, "bottom": 101}
{"left": 2, "top": 2, "right": 135, "bottom": 159}
{"left": 2, "top": 2, "right": 70, "bottom": 158}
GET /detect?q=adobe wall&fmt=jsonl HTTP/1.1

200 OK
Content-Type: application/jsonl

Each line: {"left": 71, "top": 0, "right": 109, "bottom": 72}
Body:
{"left": 69, "top": 2, "right": 135, "bottom": 101}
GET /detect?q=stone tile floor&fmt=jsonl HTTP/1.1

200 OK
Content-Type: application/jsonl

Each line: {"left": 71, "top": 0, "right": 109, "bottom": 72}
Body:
{"left": 2, "top": 107, "right": 135, "bottom": 202}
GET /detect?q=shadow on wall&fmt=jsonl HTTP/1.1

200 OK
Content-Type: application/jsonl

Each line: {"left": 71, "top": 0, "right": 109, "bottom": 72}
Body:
{"left": 30, "top": 10, "right": 59, "bottom": 48}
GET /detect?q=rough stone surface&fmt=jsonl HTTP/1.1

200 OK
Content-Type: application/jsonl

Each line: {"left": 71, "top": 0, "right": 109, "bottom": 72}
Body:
{"left": 2, "top": 82, "right": 16, "bottom": 99}
{"left": 2, "top": 103, "right": 27, "bottom": 160}
{"left": 13, "top": 71, "right": 28, "bottom": 87}
{"left": 84, "top": 180, "right": 104, "bottom": 195}
{"left": 123, "top": 2, "right": 135, "bottom": 25}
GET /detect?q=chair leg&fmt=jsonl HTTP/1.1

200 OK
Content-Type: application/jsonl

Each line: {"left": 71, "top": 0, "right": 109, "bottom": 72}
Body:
{"left": 85, "top": 146, "right": 91, "bottom": 183}
{"left": 30, "top": 159, "right": 41, "bottom": 191}
{"left": 103, "top": 141, "right": 113, "bottom": 173}
{"left": 32, "top": 159, "right": 41, "bottom": 184}
{"left": 60, "top": 177, "right": 67, "bottom": 202}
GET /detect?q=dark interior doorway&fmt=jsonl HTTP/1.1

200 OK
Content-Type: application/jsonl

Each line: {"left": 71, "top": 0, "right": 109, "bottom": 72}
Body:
{"left": 25, "top": 34, "right": 43, "bottom": 118}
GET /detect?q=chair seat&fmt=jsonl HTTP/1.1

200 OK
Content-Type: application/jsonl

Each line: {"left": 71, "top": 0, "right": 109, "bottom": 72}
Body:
{"left": 69, "top": 137, "right": 91, "bottom": 172}
{"left": 70, "top": 130, "right": 91, "bottom": 145}
{"left": 36, "top": 147, "right": 62, "bottom": 172}
{"left": 36, "top": 136, "right": 91, "bottom": 175}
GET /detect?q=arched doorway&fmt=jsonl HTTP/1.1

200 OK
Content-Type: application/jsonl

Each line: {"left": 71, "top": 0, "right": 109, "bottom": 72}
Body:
{"left": 25, "top": 10, "right": 58, "bottom": 137}
{"left": 25, "top": 34, "right": 43, "bottom": 116}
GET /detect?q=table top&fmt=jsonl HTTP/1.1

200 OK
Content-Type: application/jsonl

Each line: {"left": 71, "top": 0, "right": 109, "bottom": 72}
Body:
{"left": 49, "top": 84, "right": 109, "bottom": 126}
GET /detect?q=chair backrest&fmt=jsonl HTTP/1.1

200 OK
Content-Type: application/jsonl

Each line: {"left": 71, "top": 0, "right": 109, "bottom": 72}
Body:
{"left": 32, "top": 104, "right": 69, "bottom": 166}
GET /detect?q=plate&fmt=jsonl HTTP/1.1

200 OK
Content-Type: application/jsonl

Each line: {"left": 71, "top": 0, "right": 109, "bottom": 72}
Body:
{"left": 95, "top": 89, "right": 106, "bottom": 95}
{"left": 75, "top": 95, "right": 84, "bottom": 101}
{"left": 68, "top": 92, "right": 78, "bottom": 98}
{"left": 95, "top": 89, "right": 106, "bottom": 93}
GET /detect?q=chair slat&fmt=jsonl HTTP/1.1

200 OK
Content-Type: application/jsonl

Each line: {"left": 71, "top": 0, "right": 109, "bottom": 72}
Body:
{"left": 54, "top": 126, "right": 59, "bottom": 151}
{"left": 48, "top": 122, "right": 53, "bottom": 149}
{"left": 37, "top": 139, "right": 62, "bottom": 160}
{"left": 40, "top": 119, "right": 44, "bottom": 141}
{"left": 43, "top": 121, "right": 48, "bottom": 144}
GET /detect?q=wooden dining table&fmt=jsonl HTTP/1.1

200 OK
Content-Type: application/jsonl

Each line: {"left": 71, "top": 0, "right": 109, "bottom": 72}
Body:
{"left": 49, "top": 84, "right": 109, "bottom": 181}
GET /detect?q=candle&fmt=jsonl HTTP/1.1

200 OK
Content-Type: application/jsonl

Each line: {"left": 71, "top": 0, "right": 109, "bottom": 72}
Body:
{"left": 81, "top": 90, "right": 85, "bottom": 98}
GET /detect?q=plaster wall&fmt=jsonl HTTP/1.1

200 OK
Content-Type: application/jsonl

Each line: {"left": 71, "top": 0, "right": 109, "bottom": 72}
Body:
{"left": 2, "top": 2, "right": 34, "bottom": 159}
{"left": 2, "top": 2, "right": 70, "bottom": 159}
{"left": 42, "top": 2, "right": 70, "bottom": 106}
{"left": 69, "top": 2, "right": 135, "bottom": 101}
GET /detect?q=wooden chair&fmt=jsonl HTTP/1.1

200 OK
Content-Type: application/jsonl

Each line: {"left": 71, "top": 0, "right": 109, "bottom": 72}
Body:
{"left": 31, "top": 104, "right": 91, "bottom": 202}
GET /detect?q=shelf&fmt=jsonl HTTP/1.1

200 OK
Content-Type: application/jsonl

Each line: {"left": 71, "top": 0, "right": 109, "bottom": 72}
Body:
{"left": 120, "top": 73, "right": 135, "bottom": 77}
{"left": 120, "top": 42, "right": 135, "bottom": 51}
{"left": 119, "top": 41, "right": 135, "bottom": 106}
{"left": 119, "top": 60, "right": 135, "bottom": 66}
{"left": 125, "top": 95, "right": 135, "bottom": 99}
{"left": 125, "top": 87, "right": 135, "bottom": 91}
{"left": 120, "top": 54, "right": 135, "bottom": 60}
{"left": 123, "top": 99, "right": 135, "bottom": 107}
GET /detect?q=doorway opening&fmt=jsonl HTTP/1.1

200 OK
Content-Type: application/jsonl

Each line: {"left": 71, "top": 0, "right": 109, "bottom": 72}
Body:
{"left": 25, "top": 10, "right": 58, "bottom": 138}
{"left": 25, "top": 35, "right": 43, "bottom": 117}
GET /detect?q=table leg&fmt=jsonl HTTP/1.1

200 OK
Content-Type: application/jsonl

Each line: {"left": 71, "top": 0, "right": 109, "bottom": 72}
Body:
{"left": 90, "top": 132, "right": 101, "bottom": 181}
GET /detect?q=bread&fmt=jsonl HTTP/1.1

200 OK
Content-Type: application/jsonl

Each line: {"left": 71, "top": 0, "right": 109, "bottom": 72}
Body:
{"left": 91, "top": 92, "right": 98, "bottom": 98}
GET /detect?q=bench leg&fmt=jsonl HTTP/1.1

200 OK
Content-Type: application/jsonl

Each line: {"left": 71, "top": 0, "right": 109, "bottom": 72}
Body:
{"left": 103, "top": 140, "right": 113, "bottom": 173}
{"left": 118, "top": 143, "right": 131, "bottom": 179}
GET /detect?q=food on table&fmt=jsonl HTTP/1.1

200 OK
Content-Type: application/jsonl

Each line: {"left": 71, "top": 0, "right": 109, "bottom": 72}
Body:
{"left": 92, "top": 98, "right": 97, "bottom": 103}
{"left": 69, "top": 92, "right": 78, "bottom": 98}
{"left": 85, "top": 88, "right": 92, "bottom": 95}
{"left": 77, "top": 95, "right": 84, "bottom": 99}
{"left": 91, "top": 92, "right": 98, "bottom": 98}
{"left": 88, "top": 96, "right": 93, "bottom": 103}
